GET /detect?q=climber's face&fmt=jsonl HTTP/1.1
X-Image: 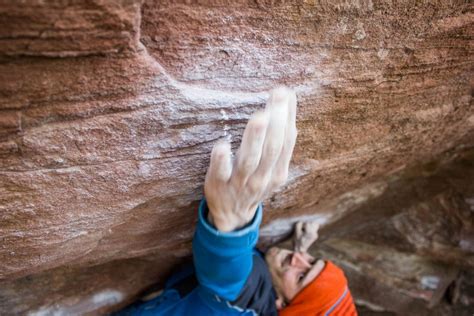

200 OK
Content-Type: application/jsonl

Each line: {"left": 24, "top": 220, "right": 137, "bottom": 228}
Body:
{"left": 265, "top": 247, "right": 325, "bottom": 309}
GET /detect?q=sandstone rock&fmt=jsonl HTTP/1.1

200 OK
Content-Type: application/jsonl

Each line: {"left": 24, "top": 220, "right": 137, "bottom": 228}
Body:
{"left": 0, "top": 1, "right": 473, "bottom": 315}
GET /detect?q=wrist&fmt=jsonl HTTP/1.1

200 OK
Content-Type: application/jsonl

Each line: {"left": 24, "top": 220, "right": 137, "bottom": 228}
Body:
{"left": 200, "top": 199, "right": 263, "bottom": 233}
{"left": 209, "top": 212, "right": 248, "bottom": 232}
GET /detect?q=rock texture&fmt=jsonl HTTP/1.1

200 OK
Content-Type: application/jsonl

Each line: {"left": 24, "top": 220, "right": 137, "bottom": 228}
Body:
{"left": 0, "top": 1, "right": 473, "bottom": 315}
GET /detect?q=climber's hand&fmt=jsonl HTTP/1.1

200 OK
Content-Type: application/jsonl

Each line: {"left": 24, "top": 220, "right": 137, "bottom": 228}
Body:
{"left": 293, "top": 220, "right": 320, "bottom": 253}
{"left": 204, "top": 87, "right": 297, "bottom": 232}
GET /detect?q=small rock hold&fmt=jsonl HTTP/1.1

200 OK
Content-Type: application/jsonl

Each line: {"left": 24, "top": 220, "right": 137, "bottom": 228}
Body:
{"left": 354, "top": 28, "right": 366, "bottom": 41}
{"left": 377, "top": 48, "right": 389, "bottom": 60}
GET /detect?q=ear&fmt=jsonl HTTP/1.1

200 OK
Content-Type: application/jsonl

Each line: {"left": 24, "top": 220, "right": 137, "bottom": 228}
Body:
{"left": 275, "top": 297, "right": 286, "bottom": 310}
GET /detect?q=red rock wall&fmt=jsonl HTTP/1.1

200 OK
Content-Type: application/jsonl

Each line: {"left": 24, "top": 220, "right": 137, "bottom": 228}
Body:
{"left": 0, "top": 1, "right": 473, "bottom": 314}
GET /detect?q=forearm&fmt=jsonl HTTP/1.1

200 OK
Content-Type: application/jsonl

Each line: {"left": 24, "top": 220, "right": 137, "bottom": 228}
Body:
{"left": 192, "top": 199, "right": 262, "bottom": 301}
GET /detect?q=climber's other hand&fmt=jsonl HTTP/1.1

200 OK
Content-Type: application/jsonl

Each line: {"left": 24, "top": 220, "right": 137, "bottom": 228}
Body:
{"left": 293, "top": 220, "right": 320, "bottom": 253}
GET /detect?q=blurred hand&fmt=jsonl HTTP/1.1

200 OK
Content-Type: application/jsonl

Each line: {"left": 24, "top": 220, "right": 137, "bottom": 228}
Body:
{"left": 204, "top": 87, "right": 297, "bottom": 232}
{"left": 293, "top": 220, "right": 320, "bottom": 253}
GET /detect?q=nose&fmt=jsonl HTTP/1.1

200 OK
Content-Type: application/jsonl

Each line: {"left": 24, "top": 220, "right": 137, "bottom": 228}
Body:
{"left": 290, "top": 252, "right": 312, "bottom": 269}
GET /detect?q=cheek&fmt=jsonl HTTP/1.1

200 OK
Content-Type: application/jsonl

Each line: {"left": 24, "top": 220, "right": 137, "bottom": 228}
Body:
{"left": 265, "top": 250, "right": 281, "bottom": 268}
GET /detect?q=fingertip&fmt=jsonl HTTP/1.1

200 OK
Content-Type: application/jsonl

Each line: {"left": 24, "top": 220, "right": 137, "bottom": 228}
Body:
{"left": 251, "top": 110, "right": 268, "bottom": 121}
{"left": 270, "top": 86, "right": 290, "bottom": 102}
{"left": 212, "top": 141, "right": 231, "bottom": 159}
{"left": 296, "top": 221, "right": 303, "bottom": 233}
{"left": 215, "top": 139, "right": 231, "bottom": 149}
{"left": 289, "top": 89, "right": 297, "bottom": 107}
{"left": 210, "top": 141, "right": 232, "bottom": 181}
{"left": 249, "top": 110, "right": 268, "bottom": 130}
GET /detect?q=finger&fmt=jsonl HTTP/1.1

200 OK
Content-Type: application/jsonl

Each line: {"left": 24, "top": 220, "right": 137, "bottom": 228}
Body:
{"left": 310, "top": 222, "right": 320, "bottom": 233}
{"left": 313, "top": 223, "right": 320, "bottom": 239}
{"left": 294, "top": 221, "right": 304, "bottom": 251}
{"left": 207, "top": 141, "right": 232, "bottom": 183}
{"left": 303, "top": 222, "right": 310, "bottom": 232}
{"left": 295, "top": 221, "right": 304, "bottom": 238}
{"left": 249, "top": 87, "right": 289, "bottom": 186}
{"left": 233, "top": 111, "right": 268, "bottom": 184}
{"left": 270, "top": 89, "right": 297, "bottom": 189}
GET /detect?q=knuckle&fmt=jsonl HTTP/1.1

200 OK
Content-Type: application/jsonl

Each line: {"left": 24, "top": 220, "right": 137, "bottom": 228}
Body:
{"left": 270, "top": 179, "right": 283, "bottom": 189}
{"left": 266, "top": 143, "right": 280, "bottom": 157}
{"left": 261, "top": 174, "right": 272, "bottom": 187}
{"left": 216, "top": 170, "right": 229, "bottom": 182}
{"left": 272, "top": 170, "right": 288, "bottom": 187}
{"left": 247, "top": 179, "right": 262, "bottom": 194}
{"left": 240, "top": 159, "right": 256, "bottom": 173}
{"left": 233, "top": 172, "right": 246, "bottom": 185}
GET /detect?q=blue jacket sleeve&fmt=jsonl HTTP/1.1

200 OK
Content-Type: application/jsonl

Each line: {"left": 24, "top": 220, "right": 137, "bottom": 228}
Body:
{"left": 192, "top": 199, "right": 263, "bottom": 302}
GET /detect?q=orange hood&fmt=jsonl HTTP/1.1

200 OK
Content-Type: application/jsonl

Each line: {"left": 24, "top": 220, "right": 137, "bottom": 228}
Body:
{"left": 279, "top": 261, "right": 357, "bottom": 316}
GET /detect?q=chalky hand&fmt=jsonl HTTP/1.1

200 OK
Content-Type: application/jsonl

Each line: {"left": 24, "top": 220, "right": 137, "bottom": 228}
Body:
{"left": 204, "top": 87, "right": 297, "bottom": 232}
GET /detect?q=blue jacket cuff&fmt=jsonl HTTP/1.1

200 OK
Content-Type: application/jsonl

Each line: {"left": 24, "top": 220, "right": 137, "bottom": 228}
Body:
{"left": 197, "top": 199, "right": 262, "bottom": 253}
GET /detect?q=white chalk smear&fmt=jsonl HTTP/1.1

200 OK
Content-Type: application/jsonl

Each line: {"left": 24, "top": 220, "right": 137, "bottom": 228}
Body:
{"left": 220, "top": 109, "right": 232, "bottom": 142}
{"left": 29, "top": 289, "right": 124, "bottom": 316}
{"left": 377, "top": 48, "right": 389, "bottom": 60}
{"left": 420, "top": 276, "right": 440, "bottom": 290}
{"left": 92, "top": 289, "right": 124, "bottom": 305}
{"left": 220, "top": 109, "right": 229, "bottom": 120}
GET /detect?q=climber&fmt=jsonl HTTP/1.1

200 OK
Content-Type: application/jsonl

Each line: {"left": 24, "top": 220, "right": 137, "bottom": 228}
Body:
{"left": 115, "top": 87, "right": 357, "bottom": 315}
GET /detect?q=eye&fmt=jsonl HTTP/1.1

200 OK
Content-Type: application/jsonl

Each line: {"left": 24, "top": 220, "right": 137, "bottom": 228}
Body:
{"left": 282, "top": 253, "right": 292, "bottom": 267}
{"left": 298, "top": 273, "right": 305, "bottom": 283}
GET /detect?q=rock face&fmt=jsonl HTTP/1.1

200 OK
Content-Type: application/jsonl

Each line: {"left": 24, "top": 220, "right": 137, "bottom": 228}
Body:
{"left": 0, "top": 1, "right": 473, "bottom": 315}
